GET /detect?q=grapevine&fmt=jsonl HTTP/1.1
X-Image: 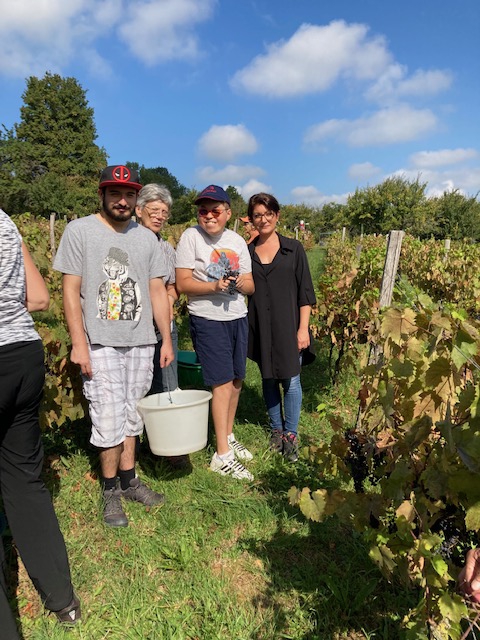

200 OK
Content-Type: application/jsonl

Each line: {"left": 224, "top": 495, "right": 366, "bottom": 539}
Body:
{"left": 293, "top": 234, "right": 480, "bottom": 637}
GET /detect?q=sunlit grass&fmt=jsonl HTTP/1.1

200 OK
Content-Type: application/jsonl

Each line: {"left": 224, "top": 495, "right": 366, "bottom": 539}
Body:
{"left": 4, "top": 335, "right": 416, "bottom": 640}
{"left": 5, "top": 249, "right": 416, "bottom": 639}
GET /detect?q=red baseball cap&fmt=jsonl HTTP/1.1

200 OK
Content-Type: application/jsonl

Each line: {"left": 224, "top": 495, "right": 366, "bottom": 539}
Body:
{"left": 99, "top": 165, "right": 142, "bottom": 191}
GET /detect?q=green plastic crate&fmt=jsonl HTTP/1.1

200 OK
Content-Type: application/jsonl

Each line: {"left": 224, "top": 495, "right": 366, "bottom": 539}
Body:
{"left": 177, "top": 350, "right": 205, "bottom": 389}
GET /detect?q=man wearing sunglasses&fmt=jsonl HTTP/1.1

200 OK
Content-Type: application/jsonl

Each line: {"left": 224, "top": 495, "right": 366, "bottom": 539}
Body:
{"left": 176, "top": 185, "right": 255, "bottom": 480}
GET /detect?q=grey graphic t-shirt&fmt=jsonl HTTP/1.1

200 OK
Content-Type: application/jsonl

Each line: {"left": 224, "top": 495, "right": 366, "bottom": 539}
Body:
{"left": 54, "top": 215, "right": 166, "bottom": 347}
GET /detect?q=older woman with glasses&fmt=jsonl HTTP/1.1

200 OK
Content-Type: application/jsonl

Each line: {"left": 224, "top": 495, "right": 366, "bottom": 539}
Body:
{"left": 246, "top": 192, "right": 316, "bottom": 462}
{"left": 136, "top": 183, "right": 188, "bottom": 469}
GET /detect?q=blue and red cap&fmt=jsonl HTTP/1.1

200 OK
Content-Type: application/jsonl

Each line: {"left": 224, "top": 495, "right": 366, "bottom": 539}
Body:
{"left": 99, "top": 165, "right": 142, "bottom": 191}
{"left": 194, "top": 185, "right": 231, "bottom": 205}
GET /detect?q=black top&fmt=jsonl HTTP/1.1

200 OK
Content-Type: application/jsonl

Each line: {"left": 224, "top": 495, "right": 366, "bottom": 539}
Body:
{"left": 247, "top": 233, "right": 316, "bottom": 379}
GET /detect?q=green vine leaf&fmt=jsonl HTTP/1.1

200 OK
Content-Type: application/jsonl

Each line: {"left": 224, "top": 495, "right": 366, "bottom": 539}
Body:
{"left": 437, "top": 592, "right": 468, "bottom": 625}
{"left": 369, "top": 544, "right": 396, "bottom": 576}
{"left": 452, "top": 329, "right": 478, "bottom": 370}
{"left": 380, "top": 307, "right": 417, "bottom": 345}
{"left": 465, "top": 501, "right": 480, "bottom": 531}
{"left": 431, "top": 555, "right": 449, "bottom": 577}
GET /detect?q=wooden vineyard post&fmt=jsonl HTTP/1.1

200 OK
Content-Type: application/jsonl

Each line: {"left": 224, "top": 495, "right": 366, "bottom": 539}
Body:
{"left": 356, "top": 230, "right": 405, "bottom": 428}
{"left": 369, "top": 229, "right": 405, "bottom": 366}
{"left": 444, "top": 238, "right": 451, "bottom": 263}
{"left": 50, "top": 212, "right": 56, "bottom": 262}
{"left": 379, "top": 230, "right": 405, "bottom": 308}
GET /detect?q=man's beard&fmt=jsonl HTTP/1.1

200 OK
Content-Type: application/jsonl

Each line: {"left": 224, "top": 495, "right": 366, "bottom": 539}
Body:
{"left": 103, "top": 201, "right": 134, "bottom": 222}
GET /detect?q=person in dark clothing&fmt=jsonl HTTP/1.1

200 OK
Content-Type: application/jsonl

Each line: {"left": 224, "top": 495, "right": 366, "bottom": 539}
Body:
{"left": 0, "top": 209, "right": 80, "bottom": 638}
{"left": 246, "top": 193, "right": 316, "bottom": 462}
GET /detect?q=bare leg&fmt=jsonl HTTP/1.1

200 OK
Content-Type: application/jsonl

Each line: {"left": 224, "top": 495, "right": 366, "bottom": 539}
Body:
{"left": 211, "top": 381, "right": 235, "bottom": 455}
{"left": 119, "top": 436, "right": 136, "bottom": 471}
{"left": 99, "top": 443, "right": 123, "bottom": 478}
{"left": 227, "top": 379, "right": 243, "bottom": 437}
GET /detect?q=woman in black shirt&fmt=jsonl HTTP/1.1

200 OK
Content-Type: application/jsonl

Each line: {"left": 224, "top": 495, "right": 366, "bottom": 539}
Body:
{"left": 246, "top": 193, "right": 316, "bottom": 461}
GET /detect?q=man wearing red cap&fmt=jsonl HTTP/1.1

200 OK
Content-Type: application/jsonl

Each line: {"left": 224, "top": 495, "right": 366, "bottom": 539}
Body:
{"left": 54, "top": 166, "right": 174, "bottom": 527}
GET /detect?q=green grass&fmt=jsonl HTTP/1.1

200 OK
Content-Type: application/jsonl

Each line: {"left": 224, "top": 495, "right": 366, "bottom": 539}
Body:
{"left": 306, "top": 246, "right": 326, "bottom": 284}
{"left": 6, "top": 332, "right": 417, "bottom": 640}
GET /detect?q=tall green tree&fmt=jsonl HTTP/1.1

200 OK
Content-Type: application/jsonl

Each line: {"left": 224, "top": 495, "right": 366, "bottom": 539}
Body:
{"left": 345, "top": 176, "right": 429, "bottom": 235}
{"left": 431, "top": 189, "right": 480, "bottom": 240}
{"left": 320, "top": 202, "right": 349, "bottom": 232}
{"left": 0, "top": 73, "right": 107, "bottom": 217}
{"left": 225, "top": 185, "right": 246, "bottom": 221}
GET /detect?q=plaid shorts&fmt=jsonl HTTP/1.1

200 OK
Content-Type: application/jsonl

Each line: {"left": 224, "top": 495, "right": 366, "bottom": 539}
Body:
{"left": 83, "top": 344, "right": 154, "bottom": 448}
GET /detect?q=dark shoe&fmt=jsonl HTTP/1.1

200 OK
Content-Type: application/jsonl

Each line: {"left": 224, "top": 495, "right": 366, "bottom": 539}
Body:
{"left": 54, "top": 593, "right": 81, "bottom": 624}
{"left": 283, "top": 432, "right": 299, "bottom": 463}
{"left": 165, "top": 454, "right": 190, "bottom": 470}
{"left": 122, "top": 477, "right": 165, "bottom": 507}
{"left": 103, "top": 487, "right": 128, "bottom": 527}
{"left": 270, "top": 430, "right": 284, "bottom": 453}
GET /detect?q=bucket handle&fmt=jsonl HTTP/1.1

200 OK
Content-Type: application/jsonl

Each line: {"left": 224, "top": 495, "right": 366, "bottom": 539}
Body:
{"left": 165, "top": 359, "right": 173, "bottom": 404}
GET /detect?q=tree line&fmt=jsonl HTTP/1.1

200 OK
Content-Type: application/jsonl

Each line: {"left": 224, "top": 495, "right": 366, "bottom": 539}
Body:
{"left": 1, "top": 73, "right": 479, "bottom": 240}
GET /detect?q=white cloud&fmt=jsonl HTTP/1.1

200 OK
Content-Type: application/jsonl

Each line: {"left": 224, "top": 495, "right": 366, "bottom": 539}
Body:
{"left": 196, "top": 164, "right": 265, "bottom": 184}
{"left": 291, "top": 186, "right": 349, "bottom": 206}
{"left": 0, "top": 0, "right": 214, "bottom": 77}
{"left": 119, "top": 0, "right": 215, "bottom": 65}
{"left": 388, "top": 166, "right": 480, "bottom": 198}
{"left": 304, "top": 105, "right": 438, "bottom": 147}
{"left": 230, "top": 20, "right": 392, "bottom": 98}
{"left": 197, "top": 125, "right": 259, "bottom": 162}
{"left": 0, "top": 0, "right": 93, "bottom": 76}
{"left": 366, "top": 67, "right": 453, "bottom": 103}
{"left": 348, "top": 162, "right": 381, "bottom": 181}
{"left": 236, "top": 179, "right": 273, "bottom": 201}
{"left": 230, "top": 20, "right": 452, "bottom": 106}
{"left": 410, "top": 148, "right": 478, "bottom": 168}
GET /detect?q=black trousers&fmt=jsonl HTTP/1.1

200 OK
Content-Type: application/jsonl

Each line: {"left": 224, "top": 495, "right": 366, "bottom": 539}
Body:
{"left": 0, "top": 340, "right": 73, "bottom": 638}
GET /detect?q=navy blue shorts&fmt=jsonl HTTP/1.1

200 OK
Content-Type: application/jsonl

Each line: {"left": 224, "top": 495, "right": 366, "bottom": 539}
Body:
{"left": 189, "top": 316, "right": 248, "bottom": 386}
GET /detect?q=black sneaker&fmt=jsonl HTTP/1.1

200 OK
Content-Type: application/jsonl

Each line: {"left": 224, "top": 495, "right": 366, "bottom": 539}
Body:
{"left": 54, "top": 593, "right": 81, "bottom": 624}
{"left": 270, "top": 430, "right": 284, "bottom": 453}
{"left": 121, "top": 477, "right": 165, "bottom": 507}
{"left": 283, "top": 432, "right": 299, "bottom": 463}
{"left": 103, "top": 487, "right": 128, "bottom": 527}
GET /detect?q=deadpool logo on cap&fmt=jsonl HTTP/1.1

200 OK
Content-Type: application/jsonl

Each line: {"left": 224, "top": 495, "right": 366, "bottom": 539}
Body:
{"left": 113, "top": 166, "right": 131, "bottom": 183}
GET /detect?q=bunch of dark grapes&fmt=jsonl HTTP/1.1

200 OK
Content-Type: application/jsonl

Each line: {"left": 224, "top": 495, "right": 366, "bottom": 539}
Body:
{"left": 345, "top": 430, "right": 369, "bottom": 493}
{"left": 223, "top": 269, "right": 240, "bottom": 295}
{"left": 435, "top": 516, "right": 462, "bottom": 561}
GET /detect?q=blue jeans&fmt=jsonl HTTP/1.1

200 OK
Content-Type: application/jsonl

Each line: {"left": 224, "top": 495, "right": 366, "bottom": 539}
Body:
{"left": 262, "top": 374, "right": 302, "bottom": 435}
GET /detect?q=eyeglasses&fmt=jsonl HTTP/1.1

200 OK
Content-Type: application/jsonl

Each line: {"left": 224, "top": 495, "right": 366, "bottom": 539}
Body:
{"left": 198, "top": 207, "right": 227, "bottom": 218}
{"left": 252, "top": 211, "right": 276, "bottom": 222}
{"left": 143, "top": 206, "right": 170, "bottom": 219}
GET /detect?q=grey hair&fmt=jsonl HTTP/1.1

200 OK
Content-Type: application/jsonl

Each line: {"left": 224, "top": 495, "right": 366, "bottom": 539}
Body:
{"left": 137, "top": 183, "right": 173, "bottom": 210}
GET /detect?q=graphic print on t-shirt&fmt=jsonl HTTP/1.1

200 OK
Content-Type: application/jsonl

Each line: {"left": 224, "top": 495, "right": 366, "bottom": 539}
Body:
{"left": 205, "top": 248, "right": 240, "bottom": 281}
{"left": 96, "top": 247, "right": 142, "bottom": 320}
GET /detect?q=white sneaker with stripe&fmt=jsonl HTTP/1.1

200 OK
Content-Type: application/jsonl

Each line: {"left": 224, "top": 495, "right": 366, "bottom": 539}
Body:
{"left": 227, "top": 433, "right": 253, "bottom": 461}
{"left": 210, "top": 453, "right": 254, "bottom": 480}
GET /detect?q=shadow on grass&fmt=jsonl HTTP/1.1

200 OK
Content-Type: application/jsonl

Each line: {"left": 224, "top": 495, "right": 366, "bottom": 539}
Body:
{"left": 42, "top": 417, "right": 99, "bottom": 498}
{"left": 242, "top": 516, "right": 415, "bottom": 639}
{"left": 246, "top": 459, "right": 413, "bottom": 638}
{"left": 244, "top": 448, "right": 416, "bottom": 639}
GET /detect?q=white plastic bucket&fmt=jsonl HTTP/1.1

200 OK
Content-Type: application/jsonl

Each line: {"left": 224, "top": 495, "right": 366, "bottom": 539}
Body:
{"left": 137, "top": 389, "right": 212, "bottom": 456}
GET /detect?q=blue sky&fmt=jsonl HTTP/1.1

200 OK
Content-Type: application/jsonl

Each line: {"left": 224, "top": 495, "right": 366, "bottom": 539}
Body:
{"left": 1, "top": 0, "right": 479, "bottom": 206}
